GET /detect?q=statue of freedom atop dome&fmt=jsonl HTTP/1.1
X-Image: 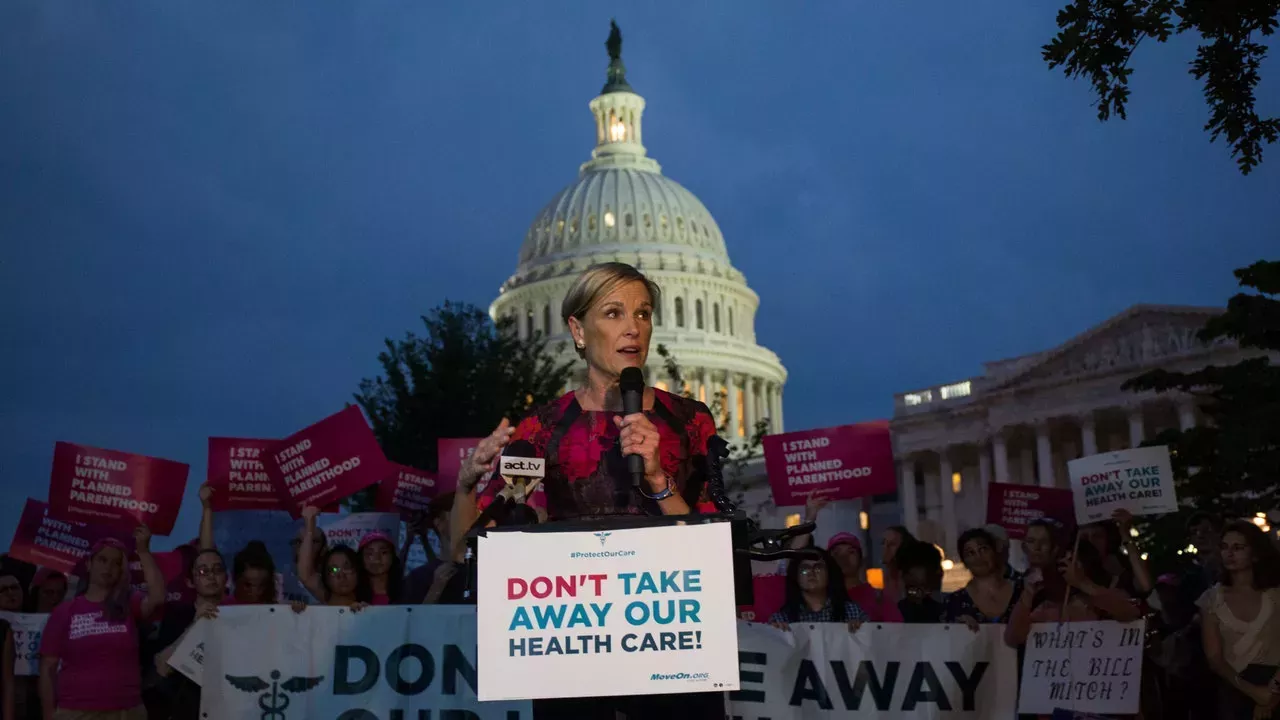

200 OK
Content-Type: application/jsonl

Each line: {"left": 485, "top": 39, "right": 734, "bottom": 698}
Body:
{"left": 602, "top": 20, "right": 632, "bottom": 93}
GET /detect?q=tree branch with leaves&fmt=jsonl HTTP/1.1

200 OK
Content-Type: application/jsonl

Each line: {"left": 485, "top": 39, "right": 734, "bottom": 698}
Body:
{"left": 1044, "top": 0, "right": 1279, "bottom": 174}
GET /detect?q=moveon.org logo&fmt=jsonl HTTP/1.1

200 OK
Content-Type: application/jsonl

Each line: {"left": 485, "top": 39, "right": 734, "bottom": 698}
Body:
{"left": 650, "top": 672, "right": 710, "bottom": 682}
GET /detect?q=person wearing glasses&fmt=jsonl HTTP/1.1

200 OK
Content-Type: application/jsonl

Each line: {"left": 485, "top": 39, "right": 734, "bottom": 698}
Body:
{"left": 296, "top": 506, "right": 371, "bottom": 610}
{"left": 768, "top": 548, "right": 867, "bottom": 629}
{"left": 151, "top": 549, "right": 231, "bottom": 719}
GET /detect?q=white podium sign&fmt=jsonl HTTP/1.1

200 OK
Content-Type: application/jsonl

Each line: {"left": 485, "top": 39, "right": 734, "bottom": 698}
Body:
{"left": 476, "top": 522, "right": 740, "bottom": 701}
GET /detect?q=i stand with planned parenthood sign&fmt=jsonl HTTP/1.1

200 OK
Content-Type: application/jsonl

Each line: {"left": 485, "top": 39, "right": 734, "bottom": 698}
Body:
{"left": 475, "top": 522, "right": 740, "bottom": 702}
{"left": 1068, "top": 446, "right": 1177, "bottom": 525}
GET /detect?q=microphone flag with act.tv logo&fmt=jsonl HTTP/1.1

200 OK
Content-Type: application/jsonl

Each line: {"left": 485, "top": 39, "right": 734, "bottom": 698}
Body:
{"left": 498, "top": 439, "right": 545, "bottom": 503}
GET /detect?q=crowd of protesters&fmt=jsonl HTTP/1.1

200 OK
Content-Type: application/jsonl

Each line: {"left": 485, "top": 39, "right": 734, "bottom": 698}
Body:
{"left": 0, "top": 482, "right": 466, "bottom": 720}
{"left": 768, "top": 496, "right": 1280, "bottom": 719}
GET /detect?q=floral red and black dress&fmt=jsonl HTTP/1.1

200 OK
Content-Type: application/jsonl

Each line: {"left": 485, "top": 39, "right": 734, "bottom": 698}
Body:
{"left": 476, "top": 389, "right": 721, "bottom": 520}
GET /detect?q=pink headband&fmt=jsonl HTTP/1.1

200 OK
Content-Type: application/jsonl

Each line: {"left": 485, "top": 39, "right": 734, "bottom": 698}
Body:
{"left": 88, "top": 538, "right": 128, "bottom": 558}
{"left": 358, "top": 531, "right": 394, "bottom": 551}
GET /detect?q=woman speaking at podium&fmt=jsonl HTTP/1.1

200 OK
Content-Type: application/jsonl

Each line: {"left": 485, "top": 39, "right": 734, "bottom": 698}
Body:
{"left": 454, "top": 261, "right": 720, "bottom": 524}
{"left": 451, "top": 262, "right": 725, "bottom": 719}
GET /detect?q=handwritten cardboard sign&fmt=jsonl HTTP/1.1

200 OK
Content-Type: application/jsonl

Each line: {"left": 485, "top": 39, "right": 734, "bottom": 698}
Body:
{"left": 1018, "top": 620, "right": 1146, "bottom": 715}
{"left": 207, "top": 437, "right": 285, "bottom": 511}
{"left": 7, "top": 498, "right": 134, "bottom": 574}
{"left": 1068, "top": 446, "right": 1177, "bottom": 524}
{"left": 375, "top": 464, "right": 438, "bottom": 519}
{"left": 48, "top": 442, "right": 189, "bottom": 534}
{"left": 262, "top": 406, "right": 390, "bottom": 518}
{"left": 436, "top": 438, "right": 482, "bottom": 495}
{"left": 762, "top": 421, "right": 895, "bottom": 506}
{"left": 986, "top": 483, "right": 1077, "bottom": 540}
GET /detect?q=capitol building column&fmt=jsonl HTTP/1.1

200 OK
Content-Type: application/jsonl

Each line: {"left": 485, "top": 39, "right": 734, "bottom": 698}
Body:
{"left": 726, "top": 374, "right": 741, "bottom": 440}
{"left": 899, "top": 457, "right": 919, "bottom": 536}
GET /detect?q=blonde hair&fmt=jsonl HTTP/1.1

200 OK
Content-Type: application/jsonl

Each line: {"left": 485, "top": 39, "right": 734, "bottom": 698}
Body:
{"left": 561, "top": 262, "right": 661, "bottom": 357}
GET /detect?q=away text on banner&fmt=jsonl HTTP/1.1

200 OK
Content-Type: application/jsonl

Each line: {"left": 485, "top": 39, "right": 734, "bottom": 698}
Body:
{"left": 732, "top": 621, "right": 1018, "bottom": 719}
{"left": 262, "top": 406, "right": 390, "bottom": 517}
{"left": 1068, "top": 447, "right": 1177, "bottom": 524}
{"left": 48, "top": 441, "right": 189, "bottom": 534}
{"left": 762, "top": 422, "right": 895, "bottom": 506}
{"left": 476, "top": 522, "right": 741, "bottom": 701}
{"left": 197, "top": 605, "right": 530, "bottom": 719}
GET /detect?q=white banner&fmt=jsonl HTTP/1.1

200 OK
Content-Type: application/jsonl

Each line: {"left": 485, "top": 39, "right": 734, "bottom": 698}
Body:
{"left": 1068, "top": 446, "right": 1176, "bottom": 524}
{"left": 1017, "top": 620, "right": 1146, "bottom": 715}
{"left": 0, "top": 612, "right": 48, "bottom": 676}
{"left": 730, "top": 621, "right": 1018, "bottom": 719}
{"left": 476, "top": 522, "right": 741, "bottom": 701}
{"left": 199, "top": 605, "right": 531, "bottom": 719}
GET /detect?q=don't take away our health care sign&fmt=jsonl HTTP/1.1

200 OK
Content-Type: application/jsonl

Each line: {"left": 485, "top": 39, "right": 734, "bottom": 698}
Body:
{"left": 1068, "top": 446, "right": 1177, "bottom": 525}
{"left": 475, "top": 522, "right": 740, "bottom": 701}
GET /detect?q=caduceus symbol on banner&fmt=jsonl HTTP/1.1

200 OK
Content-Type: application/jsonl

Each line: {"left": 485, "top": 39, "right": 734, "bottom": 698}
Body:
{"left": 226, "top": 669, "right": 325, "bottom": 720}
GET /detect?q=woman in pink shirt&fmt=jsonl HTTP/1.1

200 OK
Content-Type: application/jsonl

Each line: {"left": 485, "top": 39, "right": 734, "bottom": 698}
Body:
{"left": 38, "top": 527, "right": 165, "bottom": 720}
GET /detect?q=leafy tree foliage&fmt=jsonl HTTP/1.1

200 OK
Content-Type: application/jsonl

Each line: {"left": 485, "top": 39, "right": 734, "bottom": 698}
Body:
{"left": 1123, "top": 260, "right": 1280, "bottom": 566}
{"left": 349, "top": 302, "right": 574, "bottom": 511}
{"left": 1044, "top": 0, "right": 1279, "bottom": 173}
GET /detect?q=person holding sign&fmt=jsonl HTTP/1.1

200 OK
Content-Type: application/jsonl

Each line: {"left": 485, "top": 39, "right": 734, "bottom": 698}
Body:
{"left": 38, "top": 528, "right": 165, "bottom": 720}
{"left": 452, "top": 262, "right": 720, "bottom": 530}
{"left": 450, "top": 263, "right": 725, "bottom": 719}
{"left": 1005, "top": 529, "right": 1140, "bottom": 646}
{"left": 296, "top": 506, "right": 371, "bottom": 610}
{"left": 1078, "top": 509, "right": 1153, "bottom": 599}
{"left": 1199, "top": 520, "right": 1280, "bottom": 719}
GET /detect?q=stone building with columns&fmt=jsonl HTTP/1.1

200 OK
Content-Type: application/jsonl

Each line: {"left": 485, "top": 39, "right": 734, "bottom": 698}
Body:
{"left": 490, "top": 26, "right": 787, "bottom": 441}
{"left": 888, "top": 304, "right": 1253, "bottom": 561}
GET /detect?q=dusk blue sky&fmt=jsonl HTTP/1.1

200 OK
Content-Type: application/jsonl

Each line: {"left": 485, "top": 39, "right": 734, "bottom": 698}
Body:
{"left": 2, "top": 2, "right": 1276, "bottom": 549}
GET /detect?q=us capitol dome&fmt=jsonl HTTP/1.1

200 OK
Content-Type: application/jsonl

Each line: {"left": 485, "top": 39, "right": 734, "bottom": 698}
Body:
{"left": 491, "top": 22, "right": 788, "bottom": 443}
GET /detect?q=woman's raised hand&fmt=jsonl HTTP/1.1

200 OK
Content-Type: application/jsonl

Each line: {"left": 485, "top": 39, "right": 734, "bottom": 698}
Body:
{"left": 614, "top": 413, "right": 663, "bottom": 487}
{"left": 460, "top": 419, "right": 514, "bottom": 492}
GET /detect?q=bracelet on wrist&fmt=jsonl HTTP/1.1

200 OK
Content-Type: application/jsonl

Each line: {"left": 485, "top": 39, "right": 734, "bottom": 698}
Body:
{"left": 639, "top": 475, "right": 675, "bottom": 501}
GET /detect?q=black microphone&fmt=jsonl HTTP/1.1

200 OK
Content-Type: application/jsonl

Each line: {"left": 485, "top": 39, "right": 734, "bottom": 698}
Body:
{"left": 619, "top": 366, "right": 646, "bottom": 488}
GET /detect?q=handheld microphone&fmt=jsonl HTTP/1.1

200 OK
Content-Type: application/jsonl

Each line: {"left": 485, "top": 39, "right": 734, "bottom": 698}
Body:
{"left": 498, "top": 439, "right": 546, "bottom": 503}
{"left": 619, "top": 366, "right": 646, "bottom": 488}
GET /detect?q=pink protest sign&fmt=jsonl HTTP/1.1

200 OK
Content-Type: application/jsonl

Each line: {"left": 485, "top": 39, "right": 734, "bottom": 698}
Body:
{"left": 437, "top": 437, "right": 482, "bottom": 494}
{"left": 986, "top": 483, "right": 1076, "bottom": 540}
{"left": 262, "top": 406, "right": 390, "bottom": 518}
{"left": 7, "top": 499, "right": 134, "bottom": 575}
{"left": 206, "top": 437, "right": 285, "bottom": 511}
{"left": 376, "top": 464, "right": 438, "bottom": 518}
{"left": 737, "top": 574, "right": 786, "bottom": 623}
{"left": 48, "top": 442, "right": 189, "bottom": 535}
{"left": 762, "top": 421, "right": 895, "bottom": 507}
